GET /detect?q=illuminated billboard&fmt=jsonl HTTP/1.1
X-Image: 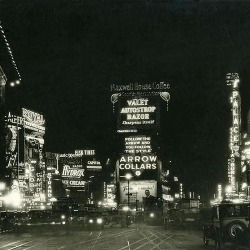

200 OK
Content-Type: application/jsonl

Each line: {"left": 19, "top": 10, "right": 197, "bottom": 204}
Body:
{"left": 119, "top": 180, "right": 157, "bottom": 203}
{"left": 110, "top": 82, "right": 170, "bottom": 92}
{"left": 124, "top": 136, "right": 152, "bottom": 154}
{"left": 58, "top": 154, "right": 85, "bottom": 189}
{"left": 226, "top": 73, "right": 241, "bottom": 191}
{"left": 117, "top": 97, "right": 159, "bottom": 131}
{"left": 118, "top": 153, "right": 158, "bottom": 179}
{"left": 86, "top": 160, "right": 102, "bottom": 171}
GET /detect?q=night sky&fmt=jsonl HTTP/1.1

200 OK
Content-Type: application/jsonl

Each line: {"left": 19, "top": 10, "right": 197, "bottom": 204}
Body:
{"left": 1, "top": 0, "right": 250, "bottom": 196}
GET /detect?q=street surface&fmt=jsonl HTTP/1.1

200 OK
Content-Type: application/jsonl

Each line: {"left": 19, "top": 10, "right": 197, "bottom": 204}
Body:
{"left": 0, "top": 224, "right": 246, "bottom": 250}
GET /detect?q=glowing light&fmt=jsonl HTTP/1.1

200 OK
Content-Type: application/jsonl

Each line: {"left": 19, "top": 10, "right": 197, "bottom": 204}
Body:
{"left": 97, "top": 218, "right": 103, "bottom": 224}
{"left": 0, "top": 21, "right": 22, "bottom": 82}
{"left": 15, "top": 80, "right": 20, "bottom": 85}
{"left": 226, "top": 185, "right": 232, "bottom": 193}
{"left": 242, "top": 183, "right": 247, "bottom": 189}
{"left": 89, "top": 219, "right": 93, "bottom": 223}
{"left": 135, "top": 171, "right": 141, "bottom": 176}
{"left": 122, "top": 206, "right": 130, "bottom": 211}
{"left": 61, "top": 215, "right": 65, "bottom": 219}
{"left": 10, "top": 82, "right": 15, "bottom": 87}
{"left": 4, "top": 191, "right": 22, "bottom": 207}
{"left": 150, "top": 213, "right": 155, "bottom": 218}
{"left": 232, "top": 198, "right": 242, "bottom": 204}
{"left": 0, "top": 182, "right": 6, "bottom": 191}
{"left": 125, "top": 173, "right": 132, "bottom": 180}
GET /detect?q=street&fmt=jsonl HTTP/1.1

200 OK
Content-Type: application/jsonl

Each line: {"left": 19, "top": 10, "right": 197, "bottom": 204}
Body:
{"left": 0, "top": 224, "right": 225, "bottom": 250}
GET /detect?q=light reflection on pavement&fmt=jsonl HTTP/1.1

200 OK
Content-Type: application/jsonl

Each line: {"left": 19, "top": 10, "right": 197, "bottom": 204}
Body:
{"left": 0, "top": 224, "right": 240, "bottom": 250}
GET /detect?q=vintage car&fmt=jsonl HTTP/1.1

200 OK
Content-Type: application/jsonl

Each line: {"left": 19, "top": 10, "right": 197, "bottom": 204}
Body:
{"left": 203, "top": 202, "right": 250, "bottom": 248}
{"left": 0, "top": 211, "right": 17, "bottom": 233}
{"left": 164, "top": 208, "right": 185, "bottom": 228}
{"left": 85, "top": 211, "right": 105, "bottom": 229}
{"left": 14, "top": 210, "right": 68, "bottom": 232}
{"left": 70, "top": 210, "right": 86, "bottom": 228}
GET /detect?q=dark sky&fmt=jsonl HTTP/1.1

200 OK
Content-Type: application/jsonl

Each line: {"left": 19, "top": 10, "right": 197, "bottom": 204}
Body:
{"left": 1, "top": 0, "right": 250, "bottom": 195}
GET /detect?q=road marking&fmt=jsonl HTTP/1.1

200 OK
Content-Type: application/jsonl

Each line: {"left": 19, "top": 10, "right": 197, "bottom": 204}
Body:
{"left": 89, "top": 231, "right": 102, "bottom": 250}
{"left": 7, "top": 240, "right": 35, "bottom": 250}
{"left": 72, "top": 228, "right": 136, "bottom": 246}
{"left": 153, "top": 229, "right": 182, "bottom": 247}
{"left": 23, "top": 243, "right": 39, "bottom": 250}
{"left": 149, "top": 231, "right": 175, "bottom": 249}
{"left": 136, "top": 228, "right": 161, "bottom": 250}
{"left": 127, "top": 240, "right": 130, "bottom": 250}
{"left": 0, "top": 239, "right": 28, "bottom": 249}
{"left": 132, "top": 236, "right": 157, "bottom": 250}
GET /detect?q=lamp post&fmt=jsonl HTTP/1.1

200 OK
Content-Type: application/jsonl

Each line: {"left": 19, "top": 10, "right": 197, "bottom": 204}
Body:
{"left": 125, "top": 173, "right": 132, "bottom": 208}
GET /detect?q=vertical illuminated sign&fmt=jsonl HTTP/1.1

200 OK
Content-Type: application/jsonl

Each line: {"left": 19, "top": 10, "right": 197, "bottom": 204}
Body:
{"left": 47, "top": 173, "right": 52, "bottom": 199}
{"left": 226, "top": 73, "right": 241, "bottom": 192}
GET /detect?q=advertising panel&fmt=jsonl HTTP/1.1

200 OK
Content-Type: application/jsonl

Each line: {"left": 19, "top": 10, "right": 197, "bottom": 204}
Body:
{"left": 58, "top": 154, "right": 85, "bottom": 189}
{"left": 86, "top": 160, "right": 102, "bottom": 171}
{"left": 117, "top": 96, "right": 159, "bottom": 131}
{"left": 119, "top": 180, "right": 157, "bottom": 203}
{"left": 124, "top": 135, "right": 152, "bottom": 154}
{"left": 118, "top": 153, "right": 158, "bottom": 180}
{"left": 75, "top": 149, "right": 95, "bottom": 156}
{"left": 111, "top": 82, "right": 170, "bottom": 93}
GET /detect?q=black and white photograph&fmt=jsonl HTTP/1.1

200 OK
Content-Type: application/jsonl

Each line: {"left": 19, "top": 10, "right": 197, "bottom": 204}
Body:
{"left": 1, "top": 0, "right": 250, "bottom": 249}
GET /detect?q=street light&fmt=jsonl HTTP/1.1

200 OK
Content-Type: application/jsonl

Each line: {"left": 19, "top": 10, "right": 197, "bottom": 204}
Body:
{"left": 125, "top": 173, "right": 132, "bottom": 208}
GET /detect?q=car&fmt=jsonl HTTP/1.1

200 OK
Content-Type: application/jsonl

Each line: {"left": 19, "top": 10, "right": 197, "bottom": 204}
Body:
{"left": 119, "top": 211, "right": 133, "bottom": 228}
{"left": 14, "top": 210, "right": 68, "bottom": 233}
{"left": 70, "top": 210, "right": 87, "bottom": 228}
{"left": 144, "top": 211, "right": 163, "bottom": 226}
{"left": 0, "top": 211, "right": 16, "bottom": 233}
{"left": 202, "top": 202, "right": 250, "bottom": 248}
{"left": 85, "top": 211, "right": 105, "bottom": 229}
{"left": 164, "top": 208, "right": 185, "bottom": 228}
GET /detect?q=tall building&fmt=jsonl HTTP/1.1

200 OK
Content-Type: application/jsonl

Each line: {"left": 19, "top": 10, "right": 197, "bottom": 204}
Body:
{"left": 110, "top": 82, "right": 170, "bottom": 208}
{"left": 6, "top": 108, "right": 46, "bottom": 209}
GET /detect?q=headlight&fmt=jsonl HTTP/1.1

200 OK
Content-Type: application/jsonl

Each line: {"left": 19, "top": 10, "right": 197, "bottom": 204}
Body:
{"left": 150, "top": 213, "right": 155, "bottom": 218}
{"left": 89, "top": 219, "right": 93, "bottom": 223}
{"left": 51, "top": 222, "right": 55, "bottom": 225}
{"left": 61, "top": 215, "right": 65, "bottom": 220}
{"left": 97, "top": 218, "right": 103, "bottom": 224}
{"left": 62, "top": 221, "right": 66, "bottom": 225}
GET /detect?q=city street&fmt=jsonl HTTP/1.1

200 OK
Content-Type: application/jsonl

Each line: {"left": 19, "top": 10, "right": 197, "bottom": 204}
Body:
{"left": 0, "top": 224, "right": 242, "bottom": 250}
{"left": 0, "top": 224, "right": 203, "bottom": 250}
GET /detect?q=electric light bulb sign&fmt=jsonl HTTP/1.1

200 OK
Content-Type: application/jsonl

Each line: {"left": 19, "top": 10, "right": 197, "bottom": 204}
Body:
{"left": 124, "top": 136, "right": 152, "bottom": 154}
{"left": 118, "top": 154, "right": 158, "bottom": 180}
{"left": 117, "top": 97, "right": 159, "bottom": 131}
{"left": 228, "top": 86, "right": 241, "bottom": 190}
{"left": 58, "top": 154, "right": 85, "bottom": 188}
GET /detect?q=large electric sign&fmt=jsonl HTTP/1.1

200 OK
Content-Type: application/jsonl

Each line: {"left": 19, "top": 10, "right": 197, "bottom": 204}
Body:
{"left": 117, "top": 97, "right": 159, "bottom": 131}
{"left": 226, "top": 73, "right": 241, "bottom": 192}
